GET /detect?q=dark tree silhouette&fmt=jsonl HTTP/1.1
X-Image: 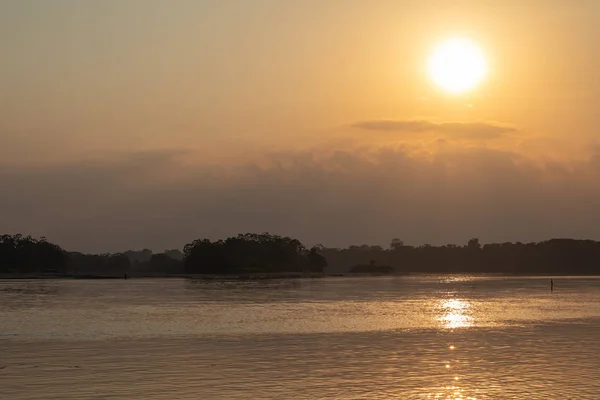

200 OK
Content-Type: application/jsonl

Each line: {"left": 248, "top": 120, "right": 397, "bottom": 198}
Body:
{"left": 68, "top": 252, "right": 131, "bottom": 276}
{"left": 164, "top": 249, "right": 184, "bottom": 261}
{"left": 147, "top": 253, "right": 184, "bottom": 274}
{"left": 123, "top": 249, "right": 153, "bottom": 264}
{"left": 322, "top": 238, "right": 600, "bottom": 275}
{"left": 183, "top": 233, "right": 325, "bottom": 275}
{"left": 307, "top": 246, "right": 327, "bottom": 273}
{"left": 349, "top": 260, "right": 395, "bottom": 274}
{"left": 3, "top": 233, "right": 600, "bottom": 277}
{"left": 0, "top": 234, "right": 67, "bottom": 274}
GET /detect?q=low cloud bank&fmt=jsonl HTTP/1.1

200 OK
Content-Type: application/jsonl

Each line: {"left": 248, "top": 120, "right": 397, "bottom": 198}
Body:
{"left": 1, "top": 143, "right": 599, "bottom": 252}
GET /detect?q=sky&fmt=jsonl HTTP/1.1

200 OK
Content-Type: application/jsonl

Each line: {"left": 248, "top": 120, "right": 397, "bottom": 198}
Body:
{"left": 2, "top": 0, "right": 600, "bottom": 252}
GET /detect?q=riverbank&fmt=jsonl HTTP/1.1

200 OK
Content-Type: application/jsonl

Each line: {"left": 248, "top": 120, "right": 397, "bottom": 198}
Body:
{"left": 3, "top": 272, "right": 600, "bottom": 281}
{"left": 0, "top": 272, "right": 334, "bottom": 280}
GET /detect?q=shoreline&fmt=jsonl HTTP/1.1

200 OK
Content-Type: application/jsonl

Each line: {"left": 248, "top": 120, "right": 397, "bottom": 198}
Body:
{"left": 1, "top": 272, "right": 600, "bottom": 280}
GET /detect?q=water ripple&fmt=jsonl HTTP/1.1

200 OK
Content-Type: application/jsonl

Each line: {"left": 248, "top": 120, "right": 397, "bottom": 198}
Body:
{"left": 2, "top": 276, "right": 600, "bottom": 398}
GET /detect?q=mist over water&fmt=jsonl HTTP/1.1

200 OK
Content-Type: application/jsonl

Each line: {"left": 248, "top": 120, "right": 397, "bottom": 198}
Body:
{"left": 2, "top": 276, "right": 600, "bottom": 398}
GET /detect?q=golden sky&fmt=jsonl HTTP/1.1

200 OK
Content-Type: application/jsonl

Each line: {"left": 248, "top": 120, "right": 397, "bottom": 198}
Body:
{"left": 2, "top": 1, "right": 600, "bottom": 251}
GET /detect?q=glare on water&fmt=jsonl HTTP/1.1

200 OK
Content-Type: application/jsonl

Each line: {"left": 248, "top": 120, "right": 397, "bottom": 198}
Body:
{"left": 438, "top": 299, "right": 474, "bottom": 329}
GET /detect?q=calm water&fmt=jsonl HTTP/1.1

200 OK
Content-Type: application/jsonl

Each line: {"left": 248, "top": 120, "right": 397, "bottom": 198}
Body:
{"left": 2, "top": 276, "right": 600, "bottom": 399}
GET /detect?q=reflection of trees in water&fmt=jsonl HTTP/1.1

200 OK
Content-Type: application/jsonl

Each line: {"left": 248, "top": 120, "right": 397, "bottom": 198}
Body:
{"left": 187, "top": 279, "right": 303, "bottom": 291}
{"left": 0, "top": 282, "right": 61, "bottom": 296}
{"left": 183, "top": 278, "right": 306, "bottom": 303}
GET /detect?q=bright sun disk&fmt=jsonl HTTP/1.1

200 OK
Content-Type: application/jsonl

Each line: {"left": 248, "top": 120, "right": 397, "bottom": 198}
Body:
{"left": 428, "top": 37, "right": 487, "bottom": 94}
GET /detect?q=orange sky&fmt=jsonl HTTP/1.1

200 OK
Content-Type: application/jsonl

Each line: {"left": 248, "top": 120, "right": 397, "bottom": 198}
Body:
{"left": 2, "top": 1, "right": 600, "bottom": 251}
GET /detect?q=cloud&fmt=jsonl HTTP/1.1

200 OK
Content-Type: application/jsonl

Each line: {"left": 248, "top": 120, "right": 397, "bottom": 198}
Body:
{"left": 352, "top": 120, "right": 516, "bottom": 139}
{"left": 1, "top": 144, "right": 600, "bottom": 253}
{"left": 353, "top": 120, "right": 436, "bottom": 132}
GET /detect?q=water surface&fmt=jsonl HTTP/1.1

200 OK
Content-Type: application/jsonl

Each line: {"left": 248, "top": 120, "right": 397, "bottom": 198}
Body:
{"left": 2, "top": 276, "right": 600, "bottom": 399}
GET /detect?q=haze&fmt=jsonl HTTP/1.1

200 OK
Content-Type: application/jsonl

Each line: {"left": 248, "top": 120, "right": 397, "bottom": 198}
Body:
{"left": 2, "top": 0, "right": 600, "bottom": 253}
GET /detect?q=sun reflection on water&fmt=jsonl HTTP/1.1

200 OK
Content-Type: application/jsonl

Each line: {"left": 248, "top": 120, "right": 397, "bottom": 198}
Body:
{"left": 425, "top": 298, "right": 479, "bottom": 399}
{"left": 439, "top": 299, "right": 473, "bottom": 329}
{"left": 426, "top": 386, "right": 478, "bottom": 400}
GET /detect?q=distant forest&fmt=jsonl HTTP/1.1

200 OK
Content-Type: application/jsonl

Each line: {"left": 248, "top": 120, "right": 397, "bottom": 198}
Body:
{"left": 0, "top": 233, "right": 325, "bottom": 277}
{"left": 1, "top": 233, "right": 600, "bottom": 276}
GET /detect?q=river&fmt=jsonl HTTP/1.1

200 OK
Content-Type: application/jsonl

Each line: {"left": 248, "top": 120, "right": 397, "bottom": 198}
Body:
{"left": 2, "top": 276, "right": 600, "bottom": 399}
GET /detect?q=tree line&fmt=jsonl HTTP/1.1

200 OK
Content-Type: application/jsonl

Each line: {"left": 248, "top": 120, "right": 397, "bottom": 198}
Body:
{"left": 2, "top": 233, "right": 600, "bottom": 276}
{"left": 322, "top": 238, "right": 600, "bottom": 275}
{"left": 183, "top": 233, "right": 326, "bottom": 274}
{"left": 0, "top": 233, "right": 326, "bottom": 276}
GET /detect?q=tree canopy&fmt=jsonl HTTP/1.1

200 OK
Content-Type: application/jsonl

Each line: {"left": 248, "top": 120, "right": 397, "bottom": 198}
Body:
{"left": 3, "top": 233, "right": 600, "bottom": 277}
{"left": 0, "top": 234, "right": 67, "bottom": 274}
{"left": 183, "top": 233, "right": 325, "bottom": 275}
{"left": 322, "top": 238, "right": 600, "bottom": 275}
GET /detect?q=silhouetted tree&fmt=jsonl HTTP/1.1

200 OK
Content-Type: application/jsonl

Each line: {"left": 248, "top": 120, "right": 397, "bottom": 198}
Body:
{"left": 321, "top": 238, "right": 600, "bottom": 275}
{"left": 390, "top": 238, "right": 404, "bottom": 251}
{"left": 467, "top": 238, "right": 481, "bottom": 250}
{"left": 0, "top": 234, "right": 67, "bottom": 274}
{"left": 349, "top": 261, "right": 395, "bottom": 274}
{"left": 183, "top": 233, "right": 316, "bottom": 275}
{"left": 67, "top": 252, "right": 131, "bottom": 276}
{"left": 307, "top": 246, "right": 327, "bottom": 273}
{"left": 164, "top": 249, "right": 184, "bottom": 261}
{"left": 123, "top": 249, "right": 153, "bottom": 264}
{"left": 3, "top": 233, "right": 600, "bottom": 277}
{"left": 147, "top": 253, "right": 183, "bottom": 274}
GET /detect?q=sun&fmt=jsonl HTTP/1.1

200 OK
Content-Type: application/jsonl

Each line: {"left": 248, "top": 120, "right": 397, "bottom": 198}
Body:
{"left": 428, "top": 37, "right": 487, "bottom": 94}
